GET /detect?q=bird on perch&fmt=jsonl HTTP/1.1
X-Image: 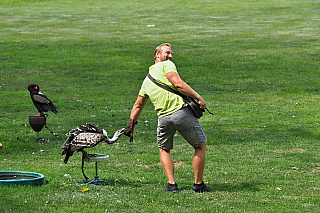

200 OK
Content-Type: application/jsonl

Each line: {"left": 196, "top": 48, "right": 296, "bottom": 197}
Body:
{"left": 61, "top": 123, "right": 124, "bottom": 180}
{"left": 28, "top": 83, "right": 58, "bottom": 116}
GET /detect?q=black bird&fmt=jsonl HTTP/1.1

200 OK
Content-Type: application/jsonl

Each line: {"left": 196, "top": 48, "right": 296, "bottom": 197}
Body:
{"left": 61, "top": 123, "right": 124, "bottom": 179}
{"left": 28, "top": 83, "right": 58, "bottom": 115}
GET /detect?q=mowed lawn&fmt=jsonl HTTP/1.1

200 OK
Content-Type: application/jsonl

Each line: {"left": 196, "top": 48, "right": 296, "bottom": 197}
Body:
{"left": 0, "top": 0, "right": 319, "bottom": 212}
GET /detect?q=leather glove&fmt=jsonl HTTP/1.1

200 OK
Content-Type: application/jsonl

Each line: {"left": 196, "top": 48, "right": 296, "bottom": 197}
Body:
{"left": 124, "top": 118, "right": 138, "bottom": 142}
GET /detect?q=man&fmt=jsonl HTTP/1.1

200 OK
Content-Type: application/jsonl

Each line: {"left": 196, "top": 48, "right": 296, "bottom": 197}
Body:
{"left": 124, "top": 43, "right": 210, "bottom": 193}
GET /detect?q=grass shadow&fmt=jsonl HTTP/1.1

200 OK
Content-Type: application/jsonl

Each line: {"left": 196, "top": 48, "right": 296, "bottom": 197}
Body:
{"left": 180, "top": 181, "right": 262, "bottom": 193}
{"left": 213, "top": 181, "right": 262, "bottom": 192}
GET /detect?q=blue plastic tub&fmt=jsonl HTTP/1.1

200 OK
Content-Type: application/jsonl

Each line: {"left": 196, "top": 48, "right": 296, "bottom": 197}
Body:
{"left": 0, "top": 171, "right": 46, "bottom": 186}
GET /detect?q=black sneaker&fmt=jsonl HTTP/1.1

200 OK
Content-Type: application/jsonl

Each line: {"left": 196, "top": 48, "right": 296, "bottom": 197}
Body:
{"left": 162, "top": 183, "right": 179, "bottom": 193}
{"left": 192, "top": 181, "right": 211, "bottom": 193}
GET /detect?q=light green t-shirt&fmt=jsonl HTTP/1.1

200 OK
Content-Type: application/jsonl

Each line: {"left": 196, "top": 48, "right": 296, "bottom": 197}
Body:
{"left": 139, "top": 60, "right": 185, "bottom": 118}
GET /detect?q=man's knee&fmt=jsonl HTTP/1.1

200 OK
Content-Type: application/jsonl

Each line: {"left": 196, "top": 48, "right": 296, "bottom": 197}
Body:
{"left": 196, "top": 142, "right": 206, "bottom": 150}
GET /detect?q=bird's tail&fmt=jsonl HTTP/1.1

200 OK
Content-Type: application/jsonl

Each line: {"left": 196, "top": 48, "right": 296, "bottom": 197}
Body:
{"left": 62, "top": 150, "right": 73, "bottom": 164}
{"left": 63, "top": 155, "right": 70, "bottom": 164}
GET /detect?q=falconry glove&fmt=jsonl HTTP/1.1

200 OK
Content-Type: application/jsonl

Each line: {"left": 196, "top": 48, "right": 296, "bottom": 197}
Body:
{"left": 124, "top": 118, "right": 138, "bottom": 142}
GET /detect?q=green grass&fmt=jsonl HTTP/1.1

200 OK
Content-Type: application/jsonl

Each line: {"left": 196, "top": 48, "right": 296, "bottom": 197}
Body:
{"left": 1, "top": 0, "right": 320, "bottom": 212}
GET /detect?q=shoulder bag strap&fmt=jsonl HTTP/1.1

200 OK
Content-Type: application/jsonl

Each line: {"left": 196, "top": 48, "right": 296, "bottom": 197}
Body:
{"left": 147, "top": 73, "right": 214, "bottom": 116}
{"left": 147, "top": 73, "right": 188, "bottom": 100}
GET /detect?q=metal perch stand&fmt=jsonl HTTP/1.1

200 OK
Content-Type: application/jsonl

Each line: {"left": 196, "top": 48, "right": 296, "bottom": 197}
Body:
{"left": 77, "top": 154, "right": 109, "bottom": 186}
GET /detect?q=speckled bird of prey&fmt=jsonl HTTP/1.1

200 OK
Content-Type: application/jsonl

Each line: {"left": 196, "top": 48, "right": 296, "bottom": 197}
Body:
{"left": 61, "top": 123, "right": 124, "bottom": 164}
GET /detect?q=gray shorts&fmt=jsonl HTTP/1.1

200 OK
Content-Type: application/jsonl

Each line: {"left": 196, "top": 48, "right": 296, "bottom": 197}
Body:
{"left": 157, "top": 107, "right": 207, "bottom": 150}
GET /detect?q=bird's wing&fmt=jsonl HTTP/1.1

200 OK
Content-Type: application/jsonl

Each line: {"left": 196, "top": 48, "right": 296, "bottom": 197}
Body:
{"left": 77, "top": 123, "right": 104, "bottom": 134}
{"left": 32, "top": 94, "right": 52, "bottom": 104}
{"left": 70, "top": 133, "right": 105, "bottom": 148}
{"left": 62, "top": 130, "right": 78, "bottom": 149}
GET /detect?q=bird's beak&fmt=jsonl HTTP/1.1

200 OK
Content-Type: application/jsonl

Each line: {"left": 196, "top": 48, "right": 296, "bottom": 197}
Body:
{"left": 33, "top": 86, "right": 38, "bottom": 90}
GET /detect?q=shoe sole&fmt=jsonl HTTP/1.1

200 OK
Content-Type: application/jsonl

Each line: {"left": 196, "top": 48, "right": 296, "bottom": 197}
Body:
{"left": 163, "top": 189, "right": 179, "bottom": 193}
{"left": 192, "top": 186, "right": 211, "bottom": 193}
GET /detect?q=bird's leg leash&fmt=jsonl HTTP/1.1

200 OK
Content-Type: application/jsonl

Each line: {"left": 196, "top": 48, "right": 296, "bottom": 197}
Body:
{"left": 45, "top": 125, "right": 64, "bottom": 140}
{"left": 43, "top": 114, "right": 64, "bottom": 140}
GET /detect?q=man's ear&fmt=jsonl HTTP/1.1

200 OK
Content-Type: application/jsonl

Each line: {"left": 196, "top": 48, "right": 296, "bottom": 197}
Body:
{"left": 155, "top": 52, "right": 161, "bottom": 61}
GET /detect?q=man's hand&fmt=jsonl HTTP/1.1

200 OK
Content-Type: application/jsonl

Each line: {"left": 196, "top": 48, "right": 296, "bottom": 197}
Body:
{"left": 197, "top": 97, "right": 206, "bottom": 110}
{"left": 124, "top": 118, "right": 138, "bottom": 142}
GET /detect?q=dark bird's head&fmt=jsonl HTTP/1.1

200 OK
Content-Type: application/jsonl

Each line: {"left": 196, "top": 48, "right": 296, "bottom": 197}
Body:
{"left": 104, "top": 128, "right": 125, "bottom": 144}
{"left": 28, "top": 84, "right": 40, "bottom": 94}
